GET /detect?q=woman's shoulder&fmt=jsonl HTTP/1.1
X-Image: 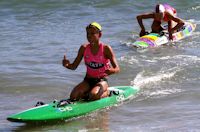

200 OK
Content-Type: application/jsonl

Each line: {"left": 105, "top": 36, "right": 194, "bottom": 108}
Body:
{"left": 82, "top": 43, "right": 90, "bottom": 47}
{"left": 78, "top": 43, "right": 89, "bottom": 54}
{"left": 101, "top": 42, "right": 110, "bottom": 50}
{"left": 81, "top": 43, "right": 90, "bottom": 49}
{"left": 101, "top": 43, "right": 113, "bottom": 57}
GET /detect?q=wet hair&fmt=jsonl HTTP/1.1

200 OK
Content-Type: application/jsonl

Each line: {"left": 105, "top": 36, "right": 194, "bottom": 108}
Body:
{"left": 155, "top": 4, "right": 160, "bottom": 13}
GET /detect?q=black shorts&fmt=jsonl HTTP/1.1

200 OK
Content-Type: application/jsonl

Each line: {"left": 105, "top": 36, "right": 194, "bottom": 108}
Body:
{"left": 84, "top": 77, "right": 108, "bottom": 88}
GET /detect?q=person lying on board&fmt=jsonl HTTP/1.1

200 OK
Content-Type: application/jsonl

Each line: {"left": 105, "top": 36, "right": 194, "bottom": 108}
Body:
{"left": 62, "top": 22, "right": 120, "bottom": 101}
{"left": 136, "top": 3, "right": 184, "bottom": 40}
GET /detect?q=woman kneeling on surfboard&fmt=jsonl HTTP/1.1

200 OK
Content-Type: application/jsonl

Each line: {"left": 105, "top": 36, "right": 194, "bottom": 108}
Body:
{"left": 136, "top": 3, "right": 184, "bottom": 40}
{"left": 62, "top": 22, "right": 120, "bottom": 101}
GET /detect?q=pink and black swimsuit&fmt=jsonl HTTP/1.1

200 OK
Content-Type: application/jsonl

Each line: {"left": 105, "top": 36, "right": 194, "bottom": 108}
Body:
{"left": 83, "top": 42, "right": 110, "bottom": 87}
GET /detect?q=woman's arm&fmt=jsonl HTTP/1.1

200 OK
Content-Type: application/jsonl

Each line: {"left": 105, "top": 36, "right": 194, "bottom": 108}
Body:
{"left": 167, "top": 13, "right": 184, "bottom": 40}
{"left": 63, "top": 45, "right": 85, "bottom": 70}
{"left": 104, "top": 45, "right": 120, "bottom": 75}
{"left": 136, "top": 13, "right": 154, "bottom": 36}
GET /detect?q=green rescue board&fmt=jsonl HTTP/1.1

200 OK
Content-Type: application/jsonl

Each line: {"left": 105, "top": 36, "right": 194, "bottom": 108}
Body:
{"left": 7, "top": 86, "right": 139, "bottom": 123}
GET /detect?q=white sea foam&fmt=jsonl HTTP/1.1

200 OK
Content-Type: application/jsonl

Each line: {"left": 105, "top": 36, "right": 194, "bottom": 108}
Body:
{"left": 131, "top": 70, "right": 183, "bottom": 98}
{"left": 119, "top": 56, "right": 140, "bottom": 65}
{"left": 149, "top": 89, "right": 182, "bottom": 96}
{"left": 131, "top": 70, "right": 177, "bottom": 88}
{"left": 191, "top": 6, "right": 200, "bottom": 11}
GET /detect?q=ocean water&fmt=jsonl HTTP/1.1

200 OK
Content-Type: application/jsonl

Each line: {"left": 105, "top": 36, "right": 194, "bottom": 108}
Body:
{"left": 1, "top": 0, "right": 200, "bottom": 131}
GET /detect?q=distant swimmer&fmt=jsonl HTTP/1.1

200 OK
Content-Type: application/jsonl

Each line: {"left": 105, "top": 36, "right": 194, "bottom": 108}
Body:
{"left": 136, "top": 3, "right": 184, "bottom": 40}
{"left": 62, "top": 22, "right": 120, "bottom": 101}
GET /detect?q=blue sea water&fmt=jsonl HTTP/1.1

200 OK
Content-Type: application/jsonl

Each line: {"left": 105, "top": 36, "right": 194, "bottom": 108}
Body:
{"left": 0, "top": 0, "right": 200, "bottom": 131}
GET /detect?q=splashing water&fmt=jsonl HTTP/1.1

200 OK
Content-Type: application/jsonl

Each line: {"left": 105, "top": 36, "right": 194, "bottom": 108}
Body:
{"left": 131, "top": 70, "right": 177, "bottom": 88}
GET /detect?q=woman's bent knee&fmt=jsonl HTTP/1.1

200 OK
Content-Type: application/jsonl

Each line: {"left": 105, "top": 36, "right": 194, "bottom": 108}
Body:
{"left": 89, "top": 83, "right": 108, "bottom": 100}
